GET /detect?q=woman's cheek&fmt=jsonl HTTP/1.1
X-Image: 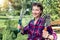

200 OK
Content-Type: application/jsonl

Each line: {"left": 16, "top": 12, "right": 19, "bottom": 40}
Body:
{"left": 36, "top": 11, "right": 40, "bottom": 14}
{"left": 36, "top": 12, "right": 40, "bottom": 16}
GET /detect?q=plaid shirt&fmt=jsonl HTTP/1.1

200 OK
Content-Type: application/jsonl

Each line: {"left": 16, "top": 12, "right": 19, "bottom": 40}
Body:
{"left": 20, "top": 17, "right": 57, "bottom": 40}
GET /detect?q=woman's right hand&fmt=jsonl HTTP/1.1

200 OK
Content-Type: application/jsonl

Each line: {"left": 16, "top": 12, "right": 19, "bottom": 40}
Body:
{"left": 18, "top": 24, "right": 22, "bottom": 31}
{"left": 18, "top": 19, "right": 22, "bottom": 30}
{"left": 18, "top": 24, "right": 22, "bottom": 30}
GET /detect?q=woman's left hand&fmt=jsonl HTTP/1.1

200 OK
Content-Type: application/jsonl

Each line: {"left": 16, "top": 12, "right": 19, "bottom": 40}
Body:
{"left": 42, "top": 30, "right": 49, "bottom": 38}
{"left": 48, "top": 35, "right": 54, "bottom": 40}
{"left": 42, "top": 30, "right": 54, "bottom": 40}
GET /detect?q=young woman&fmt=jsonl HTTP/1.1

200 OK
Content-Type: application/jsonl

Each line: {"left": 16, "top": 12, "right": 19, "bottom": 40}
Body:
{"left": 18, "top": 3, "right": 57, "bottom": 40}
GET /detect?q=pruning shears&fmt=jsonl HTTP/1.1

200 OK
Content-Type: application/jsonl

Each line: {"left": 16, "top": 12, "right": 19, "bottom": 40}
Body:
{"left": 18, "top": 8, "right": 29, "bottom": 32}
{"left": 43, "top": 14, "right": 50, "bottom": 31}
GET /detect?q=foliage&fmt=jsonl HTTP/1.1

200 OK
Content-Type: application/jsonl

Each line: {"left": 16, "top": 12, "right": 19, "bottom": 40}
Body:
{"left": 0, "top": 0, "right": 60, "bottom": 40}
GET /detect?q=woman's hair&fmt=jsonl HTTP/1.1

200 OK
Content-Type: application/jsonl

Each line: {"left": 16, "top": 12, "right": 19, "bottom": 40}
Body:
{"left": 32, "top": 2, "right": 43, "bottom": 12}
{"left": 32, "top": 2, "right": 43, "bottom": 16}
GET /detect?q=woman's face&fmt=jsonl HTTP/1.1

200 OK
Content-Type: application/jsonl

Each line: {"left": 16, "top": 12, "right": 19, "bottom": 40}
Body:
{"left": 32, "top": 6, "right": 42, "bottom": 18}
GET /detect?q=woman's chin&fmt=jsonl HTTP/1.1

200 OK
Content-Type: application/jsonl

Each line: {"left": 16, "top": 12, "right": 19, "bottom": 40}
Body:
{"left": 33, "top": 16, "right": 38, "bottom": 18}
{"left": 33, "top": 15, "right": 40, "bottom": 18}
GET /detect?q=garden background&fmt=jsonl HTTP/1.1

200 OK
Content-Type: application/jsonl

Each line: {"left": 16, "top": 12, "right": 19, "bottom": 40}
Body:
{"left": 0, "top": 0, "right": 60, "bottom": 40}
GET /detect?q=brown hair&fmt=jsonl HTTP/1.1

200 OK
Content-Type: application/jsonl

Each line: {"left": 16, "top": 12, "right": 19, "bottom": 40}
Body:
{"left": 32, "top": 2, "right": 43, "bottom": 16}
{"left": 32, "top": 2, "right": 43, "bottom": 12}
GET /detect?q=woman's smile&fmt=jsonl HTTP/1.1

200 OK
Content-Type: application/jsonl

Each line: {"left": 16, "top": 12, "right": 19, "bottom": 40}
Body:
{"left": 32, "top": 6, "right": 42, "bottom": 18}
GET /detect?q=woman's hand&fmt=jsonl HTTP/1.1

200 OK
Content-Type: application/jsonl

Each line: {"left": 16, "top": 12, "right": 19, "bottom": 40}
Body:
{"left": 48, "top": 35, "right": 54, "bottom": 40}
{"left": 18, "top": 24, "right": 22, "bottom": 30}
{"left": 42, "top": 30, "right": 49, "bottom": 38}
{"left": 18, "top": 24, "right": 23, "bottom": 32}
{"left": 42, "top": 30, "right": 54, "bottom": 40}
{"left": 18, "top": 19, "right": 22, "bottom": 30}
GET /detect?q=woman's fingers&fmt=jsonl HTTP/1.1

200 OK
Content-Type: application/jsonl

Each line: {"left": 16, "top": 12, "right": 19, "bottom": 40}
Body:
{"left": 42, "top": 30, "right": 54, "bottom": 40}
{"left": 18, "top": 24, "right": 22, "bottom": 29}
{"left": 48, "top": 35, "right": 54, "bottom": 40}
{"left": 42, "top": 30, "right": 49, "bottom": 38}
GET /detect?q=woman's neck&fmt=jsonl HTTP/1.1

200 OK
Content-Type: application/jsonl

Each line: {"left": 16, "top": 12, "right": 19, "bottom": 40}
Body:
{"left": 34, "top": 16, "right": 40, "bottom": 25}
{"left": 34, "top": 16, "right": 40, "bottom": 21}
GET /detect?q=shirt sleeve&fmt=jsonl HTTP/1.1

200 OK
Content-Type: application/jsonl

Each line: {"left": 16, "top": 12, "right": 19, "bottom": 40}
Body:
{"left": 52, "top": 31, "right": 57, "bottom": 40}
{"left": 40, "top": 17, "right": 57, "bottom": 40}
{"left": 21, "top": 22, "right": 30, "bottom": 35}
{"left": 47, "top": 26, "right": 57, "bottom": 40}
{"left": 47, "top": 26, "right": 53, "bottom": 35}
{"left": 21, "top": 26, "right": 29, "bottom": 35}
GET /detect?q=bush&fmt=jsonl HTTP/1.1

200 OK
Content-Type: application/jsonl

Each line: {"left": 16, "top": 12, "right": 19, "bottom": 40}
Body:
{"left": 1, "top": 26, "right": 28, "bottom": 40}
{"left": 15, "top": 33, "right": 28, "bottom": 40}
{"left": 2, "top": 27, "right": 17, "bottom": 40}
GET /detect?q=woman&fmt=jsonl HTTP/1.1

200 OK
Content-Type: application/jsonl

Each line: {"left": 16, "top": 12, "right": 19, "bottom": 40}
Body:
{"left": 18, "top": 3, "right": 57, "bottom": 40}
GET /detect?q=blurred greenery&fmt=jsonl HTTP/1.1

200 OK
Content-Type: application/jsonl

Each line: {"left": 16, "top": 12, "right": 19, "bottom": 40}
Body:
{"left": 0, "top": 0, "right": 60, "bottom": 40}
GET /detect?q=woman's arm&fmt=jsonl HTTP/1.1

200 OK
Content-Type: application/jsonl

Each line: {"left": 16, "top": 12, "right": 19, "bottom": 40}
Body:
{"left": 18, "top": 19, "right": 31, "bottom": 35}
{"left": 47, "top": 26, "right": 57, "bottom": 40}
{"left": 46, "top": 31, "right": 57, "bottom": 40}
{"left": 51, "top": 31, "right": 57, "bottom": 40}
{"left": 42, "top": 27, "right": 57, "bottom": 40}
{"left": 18, "top": 24, "right": 29, "bottom": 35}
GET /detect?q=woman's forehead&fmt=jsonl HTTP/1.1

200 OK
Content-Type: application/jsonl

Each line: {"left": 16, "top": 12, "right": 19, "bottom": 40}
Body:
{"left": 32, "top": 6, "right": 40, "bottom": 9}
